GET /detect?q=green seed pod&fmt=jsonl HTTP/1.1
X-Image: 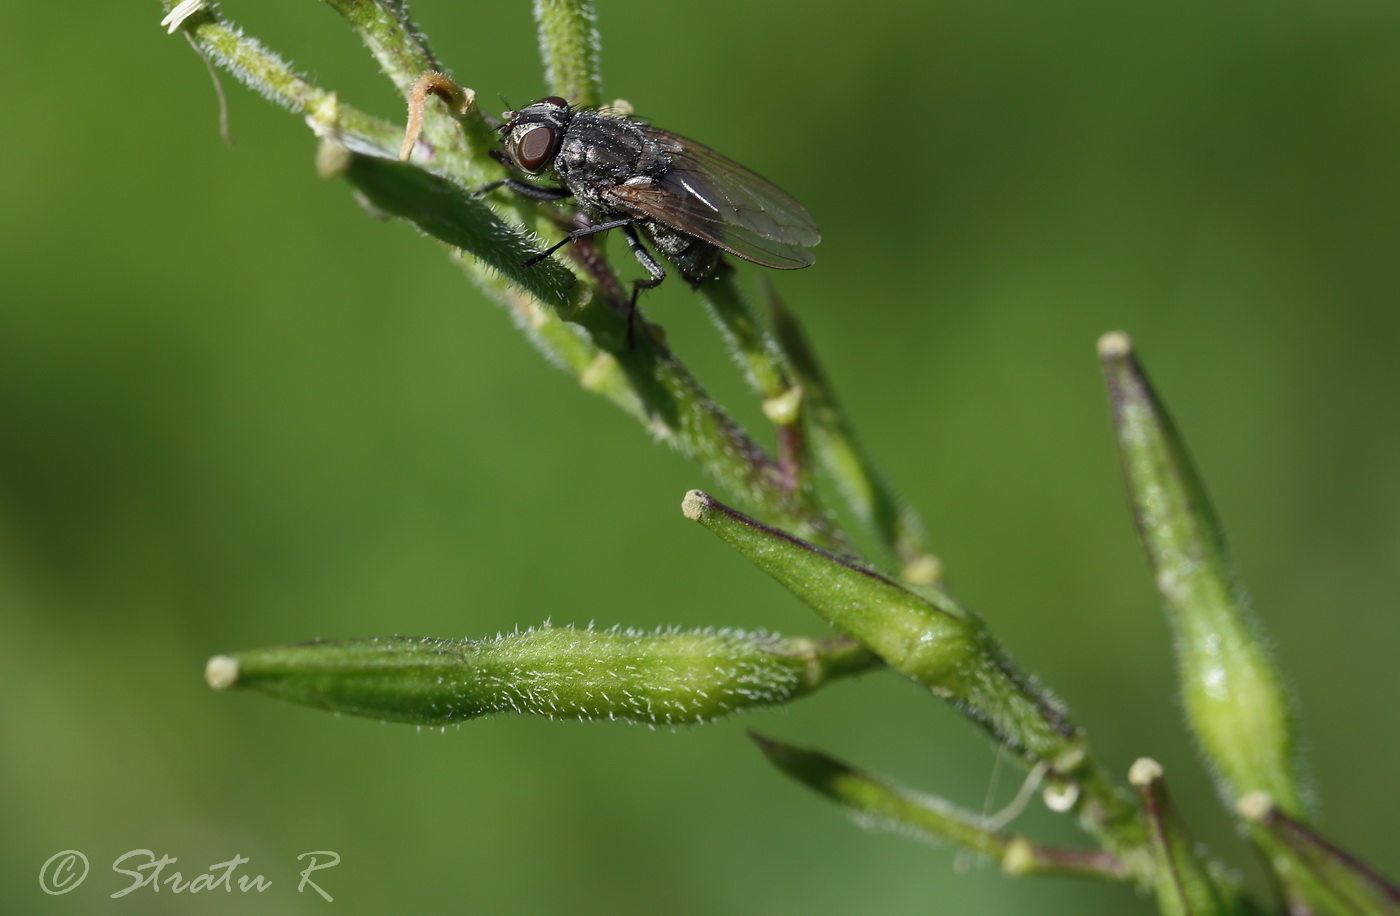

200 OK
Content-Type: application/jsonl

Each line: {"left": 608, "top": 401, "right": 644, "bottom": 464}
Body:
{"left": 206, "top": 626, "right": 875, "bottom": 727}
{"left": 1100, "top": 333, "right": 1307, "bottom": 816}
{"left": 682, "top": 489, "right": 1077, "bottom": 765}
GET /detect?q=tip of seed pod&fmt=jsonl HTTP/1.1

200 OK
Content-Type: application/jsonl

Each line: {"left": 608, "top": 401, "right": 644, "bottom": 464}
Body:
{"left": 205, "top": 654, "right": 240, "bottom": 691}
{"left": 900, "top": 554, "right": 943, "bottom": 587}
{"left": 761, "top": 387, "right": 803, "bottom": 426}
{"left": 1042, "top": 781, "right": 1079, "bottom": 812}
{"left": 681, "top": 490, "right": 710, "bottom": 521}
{"left": 1236, "top": 791, "right": 1274, "bottom": 822}
{"left": 1097, "top": 331, "right": 1133, "bottom": 359}
{"left": 746, "top": 729, "right": 778, "bottom": 751}
{"left": 1128, "top": 757, "right": 1164, "bottom": 787}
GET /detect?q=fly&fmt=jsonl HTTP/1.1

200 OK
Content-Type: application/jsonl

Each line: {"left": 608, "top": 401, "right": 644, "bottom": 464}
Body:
{"left": 399, "top": 78, "right": 819, "bottom": 318}
{"left": 493, "top": 96, "right": 819, "bottom": 295}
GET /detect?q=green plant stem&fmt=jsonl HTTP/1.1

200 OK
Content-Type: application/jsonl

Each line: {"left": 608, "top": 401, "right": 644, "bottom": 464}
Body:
{"left": 437, "top": 248, "right": 841, "bottom": 543}
{"left": 1130, "top": 759, "right": 1247, "bottom": 916}
{"left": 324, "top": 1, "right": 500, "bottom": 172}
{"left": 533, "top": 0, "right": 604, "bottom": 108}
{"left": 768, "top": 288, "right": 940, "bottom": 585}
{"left": 1239, "top": 793, "right": 1400, "bottom": 916}
{"left": 320, "top": 142, "right": 580, "bottom": 308}
{"left": 699, "top": 270, "right": 834, "bottom": 545}
{"left": 322, "top": 0, "right": 441, "bottom": 97}
{"left": 752, "top": 733, "right": 1132, "bottom": 883}
{"left": 161, "top": 2, "right": 401, "bottom": 156}
{"left": 699, "top": 269, "right": 791, "bottom": 401}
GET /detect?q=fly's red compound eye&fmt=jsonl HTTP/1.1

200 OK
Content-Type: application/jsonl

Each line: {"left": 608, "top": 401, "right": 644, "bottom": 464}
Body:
{"left": 513, "top": 124, "right": 557, "bottom": 172}
{"left": 538, "top": 96, "right": 568, "bottom": 108}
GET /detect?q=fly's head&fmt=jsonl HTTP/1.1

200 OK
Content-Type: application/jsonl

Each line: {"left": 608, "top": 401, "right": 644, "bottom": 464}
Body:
{"left": 498, "top": 96, "right": 573, "bottom": 175}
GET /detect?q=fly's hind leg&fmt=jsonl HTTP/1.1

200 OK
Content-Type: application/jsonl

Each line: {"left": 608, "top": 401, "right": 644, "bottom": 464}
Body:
{"left": 622, "top": 223, "right": 665, "bottom": 349}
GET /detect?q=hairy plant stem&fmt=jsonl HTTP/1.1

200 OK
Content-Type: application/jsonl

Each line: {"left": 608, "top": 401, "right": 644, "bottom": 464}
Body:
{"left": 752, "top": 733, "right": 1133, "bottom": 883}
{"left": 533, "top": 0, "right": 604, "bottom": 109}
{"left": 768, "top": 288, "right": 941, "bottom": 585}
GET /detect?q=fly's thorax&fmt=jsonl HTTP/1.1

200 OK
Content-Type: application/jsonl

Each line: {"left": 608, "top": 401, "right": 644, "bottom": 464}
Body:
{"left": 555, "top": 111, "right": 672, "bottom": 215}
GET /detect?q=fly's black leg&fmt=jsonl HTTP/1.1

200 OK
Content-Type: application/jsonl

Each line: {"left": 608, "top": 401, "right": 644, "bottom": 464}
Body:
{"left": 474, "top": 178, "right": 573, "bottom": 201}
{"left": 523, "top": 218, "right": 634, "bottom": 269}
{"left": 622, "top": 223, "right": 667, "bottom": 287}
{"left": 621, "top": 223, "right": 665, "bottom": 349}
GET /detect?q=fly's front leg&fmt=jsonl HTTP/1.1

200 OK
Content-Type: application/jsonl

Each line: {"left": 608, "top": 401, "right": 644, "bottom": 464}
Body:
{"left": 622, "top": 223, "right": 666, "bottom": 348}
{"left": 523, "top": 218, "right": 634, "bottom": 268}
{"left": 474, "top": 178, "right": 574, "bottom": 201}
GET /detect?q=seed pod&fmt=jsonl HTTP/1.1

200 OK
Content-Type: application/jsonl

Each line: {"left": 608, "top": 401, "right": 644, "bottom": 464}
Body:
{"left": 1100, "top": 332, "right": 1306, "bottom": 816}
{"left": 682, "top": 489, "right": 1077, "bottom": 766}
{"left": 206, "top": 626, "right": 875, "bottom": 727}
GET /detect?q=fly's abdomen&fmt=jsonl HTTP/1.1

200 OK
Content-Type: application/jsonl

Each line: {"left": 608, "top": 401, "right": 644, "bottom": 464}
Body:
{"left": 641, "top": 220, "right": 718, "bottom": 283}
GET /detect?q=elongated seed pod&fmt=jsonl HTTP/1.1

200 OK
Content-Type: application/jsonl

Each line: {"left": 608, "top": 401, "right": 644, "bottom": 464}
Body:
{"left": 206, "top": 626, "right": 876, "bottom": 727}
{"left": 1100, "top": 333, "right": 1305, "bottom": 816}
{"left": 681, "top": 490, "right": 1079, "bottom": 765}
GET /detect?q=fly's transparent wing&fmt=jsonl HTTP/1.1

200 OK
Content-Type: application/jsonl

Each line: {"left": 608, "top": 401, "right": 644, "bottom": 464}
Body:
{"left": 602, "top": 126, "right": 820, "bottom": 269}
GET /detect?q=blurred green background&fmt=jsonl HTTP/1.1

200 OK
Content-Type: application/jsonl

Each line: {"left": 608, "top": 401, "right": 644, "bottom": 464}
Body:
{"left": 3, "top": 1, "right": 1398, "bottom": 913}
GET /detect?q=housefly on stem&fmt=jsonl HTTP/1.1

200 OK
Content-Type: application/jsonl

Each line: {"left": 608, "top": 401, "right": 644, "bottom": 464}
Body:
{"left": 399, "top": 75, "right": 820, "bottom": 332}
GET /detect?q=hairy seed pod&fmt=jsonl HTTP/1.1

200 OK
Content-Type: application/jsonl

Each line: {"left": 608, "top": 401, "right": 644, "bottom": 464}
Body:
{"left": 206, "top": 626, "right": 875, "bottom": 727}
{"left": 1100, "top": 333, "right": 1305, "bottom": 815}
